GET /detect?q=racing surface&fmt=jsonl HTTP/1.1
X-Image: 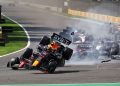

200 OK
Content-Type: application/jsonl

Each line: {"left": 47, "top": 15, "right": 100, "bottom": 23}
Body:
{"left": 0, "top": 0, "right": 120, "bottom": 84}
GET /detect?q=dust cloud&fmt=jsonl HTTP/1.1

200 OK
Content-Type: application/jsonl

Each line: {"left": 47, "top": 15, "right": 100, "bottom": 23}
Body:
{"left": 66, "top": 3, "right": 115, "bottom": 65}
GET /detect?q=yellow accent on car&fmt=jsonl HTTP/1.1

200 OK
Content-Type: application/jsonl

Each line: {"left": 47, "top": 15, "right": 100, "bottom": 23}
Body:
{"left": 32, "top": 60, "right": 39, "bottom": 67}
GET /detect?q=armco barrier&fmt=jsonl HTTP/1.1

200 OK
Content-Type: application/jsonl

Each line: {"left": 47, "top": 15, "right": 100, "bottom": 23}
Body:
{"left": 68, "top": 9, "right": 120, "bottom": 24}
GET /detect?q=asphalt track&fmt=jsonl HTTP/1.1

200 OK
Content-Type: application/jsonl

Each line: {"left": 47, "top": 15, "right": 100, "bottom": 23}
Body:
{"left": 0, "top": 0, "right": 120, "bottom": 84}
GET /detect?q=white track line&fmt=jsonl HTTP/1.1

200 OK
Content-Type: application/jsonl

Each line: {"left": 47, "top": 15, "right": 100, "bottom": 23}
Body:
{"left": 0, "top": 13, "right": 30, "bottom": 58}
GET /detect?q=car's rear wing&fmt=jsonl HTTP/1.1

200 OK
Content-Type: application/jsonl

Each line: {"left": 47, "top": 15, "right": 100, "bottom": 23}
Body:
{"left": 51, "top": 33, "right": 72, "bottom": 45}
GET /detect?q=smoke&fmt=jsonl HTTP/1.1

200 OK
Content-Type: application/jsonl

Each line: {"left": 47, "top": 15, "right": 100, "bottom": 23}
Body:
{"left": 66, "top": 2, "right": 116, "bottom": 65}
{"left": 66, "top": 50, "right": 99, "bottom": 65}
{"left": 67, "top": 18, "right": 113, "bottom": 39}
{"left": 66, "top": 44, "right": 100, "bottom": 65}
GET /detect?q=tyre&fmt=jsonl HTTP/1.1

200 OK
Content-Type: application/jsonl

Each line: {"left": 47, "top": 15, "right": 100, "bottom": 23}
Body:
{"left": 57, "top": 58, "right": 65, "bottom": 67}
{"left": 39, "top": 36, "right": 50, "bottom": 46}
{"left": 63, "top": 28, "right": 74, "bottom": 35}
{"left": 110, "top": 48, "right": 119, "bottom": 55}
{"left": 110, "top": 43, "right": 119, "bottom": 55}
{"left": 10, "top": 57, "right": 20, "bottom": 70}
{"left": 21, "top": 48, "right": 33, "bottom": 60}
{"left": 11, "top": 57, "right": 20, "bottom": 66}
{"left": 47, "top": 60, "right": 57, "bottom": 73}
{"left": 62, "top": 47, "right": 73, "bottom": 60}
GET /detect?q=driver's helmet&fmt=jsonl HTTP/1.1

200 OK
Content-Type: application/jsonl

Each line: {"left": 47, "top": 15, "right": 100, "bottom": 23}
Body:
{"left": 48, "top": 41, "right": 60, "bottom": 50}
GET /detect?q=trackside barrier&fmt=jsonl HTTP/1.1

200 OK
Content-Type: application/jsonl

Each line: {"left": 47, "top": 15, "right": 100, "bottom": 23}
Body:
{"left": 0, "top": 30, "right": 5, "bottom": 46}
{"left": 68, "top": 9, "right": 120, "bottom": 24}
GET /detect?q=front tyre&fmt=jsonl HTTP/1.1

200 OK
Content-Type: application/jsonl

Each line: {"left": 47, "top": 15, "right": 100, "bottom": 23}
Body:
{"left": 57, "top": 58, "right": 65, "bottom": 67}
{"left": 47, "top": 60, "right": 57, "bottom": 73}
{"left": 8, "top": 57, "right": 20, "bottom": 70}
{"left": 63, "top": 47, "right": 73, "bottom": 60}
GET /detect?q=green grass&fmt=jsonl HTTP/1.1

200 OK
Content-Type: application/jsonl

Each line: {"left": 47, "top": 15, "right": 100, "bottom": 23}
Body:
{"left": 0, "top": 16, "right": 27, "bottom": 56}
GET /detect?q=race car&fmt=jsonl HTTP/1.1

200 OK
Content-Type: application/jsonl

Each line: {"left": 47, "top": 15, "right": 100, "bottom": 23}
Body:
{"left": 59, "top": 27, "right": 94, "bottom": 44}
{"left": 7, "top": 33, "right": 73, "bottom": 73}
{"left": 75, "top": 37, "right": 120, "bottom": 60}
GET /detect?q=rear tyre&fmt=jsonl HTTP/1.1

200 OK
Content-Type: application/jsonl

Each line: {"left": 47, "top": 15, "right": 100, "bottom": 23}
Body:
{"left": 63, "top": 47, "right": 73, "bottom": 60}
{"left": 39, "top": 36, "right": 50, "bottom": 46}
